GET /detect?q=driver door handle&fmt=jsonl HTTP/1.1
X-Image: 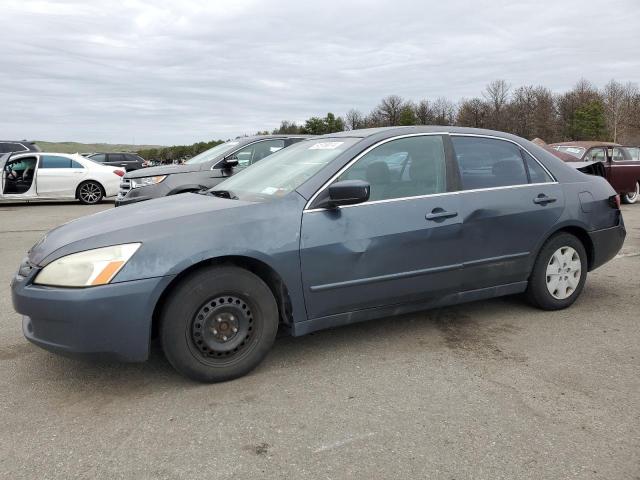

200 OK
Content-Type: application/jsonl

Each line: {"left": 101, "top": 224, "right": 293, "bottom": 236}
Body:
{"left": 533, "top": 194, "right": 557, "bottom": 205}
{"left": 426, "top": 209, "right": 458, "bottom": 221}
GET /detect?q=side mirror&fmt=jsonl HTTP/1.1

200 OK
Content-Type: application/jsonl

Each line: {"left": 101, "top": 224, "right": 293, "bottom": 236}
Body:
{"left": 327, "top": 180, "right": 370, "bottom": 207}
{"left": 223, "top": 155, "right": 239, "bottom": 168}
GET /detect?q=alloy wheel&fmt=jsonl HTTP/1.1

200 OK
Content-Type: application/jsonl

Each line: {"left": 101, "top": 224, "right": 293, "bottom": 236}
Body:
{"left": 79, "top": 182, "right": 102, "bottom": 204}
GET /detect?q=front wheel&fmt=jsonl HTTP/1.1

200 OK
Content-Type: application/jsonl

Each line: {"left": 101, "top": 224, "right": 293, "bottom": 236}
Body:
{"left": 77, "top": 181, "right": 104, "bottom": 204}
{"left": 622, "top": 181, "right": 639, "bottom": 204}
{"left": 160, "top": 266, "right": 279, "bottom": 382}
{"left": 526, "top": 233, "right": 587, "bottom": 310}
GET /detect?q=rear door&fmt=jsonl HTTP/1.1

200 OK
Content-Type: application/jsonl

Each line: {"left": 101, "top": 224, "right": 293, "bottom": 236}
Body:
{"left": 300, "top": 134, "right": 465, "bottom": 319}
{"left": 36, "top": 155, "right": 81, "bottom": 197}
{"left": 608, "top": 147, "right": 638, "bottom": 193}
{"left": 451, "top": 135, "right": 564, "bottom": 289}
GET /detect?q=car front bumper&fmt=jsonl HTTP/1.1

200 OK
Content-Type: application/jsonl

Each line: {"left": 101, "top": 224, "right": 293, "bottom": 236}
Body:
{"left": 12, "top": 265, "right": 174, "bottom": 362}
{"left": 587, "top": 214, "right": 626, "bottom": 271}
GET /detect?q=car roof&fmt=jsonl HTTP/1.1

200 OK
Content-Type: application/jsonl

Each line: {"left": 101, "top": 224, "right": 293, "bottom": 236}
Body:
{"left": 548, "top": 141, "right": 620, "bottom": 148}
{"left": 313, "top": 125, "right": 540, "bottom": 142}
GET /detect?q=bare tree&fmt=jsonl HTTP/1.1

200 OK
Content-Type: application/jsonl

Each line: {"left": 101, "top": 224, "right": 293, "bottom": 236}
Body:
{"left": 456, "top": 98, "right": 488, "bottom": 128}
{"left": 415, "top": 99, "right": 434, "bottom": 125}
{"left": 376, "top": 95, "right": 405, "bottom": 126}
{"left": 344, "top": 109, "right": 365, "bottom": 131}
{"left": 432, "top": 97, "right": 456, "bottom": 125}
{"left": 482, "top": 80, "right": 511, "bottom": 129}
{"left": 603, "top": 80, "right": 639, "bottom": 142}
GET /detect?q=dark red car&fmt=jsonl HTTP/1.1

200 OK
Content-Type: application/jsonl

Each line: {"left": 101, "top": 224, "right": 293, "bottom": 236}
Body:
{"left": 548, "top": 141, "right": 640, "bottom": 204}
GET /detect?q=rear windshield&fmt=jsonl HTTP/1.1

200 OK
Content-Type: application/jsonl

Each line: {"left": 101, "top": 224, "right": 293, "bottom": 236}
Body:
{"left": 555, "top": 146, "right": 585, "bottom": 158}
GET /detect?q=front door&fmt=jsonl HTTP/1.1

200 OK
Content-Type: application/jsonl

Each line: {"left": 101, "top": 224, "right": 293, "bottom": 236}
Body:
{"left": 451, "top": 135, "right": 565, "bottom": 289}
{"left": 300, "top": 134, "right": 464, "bottom": 319}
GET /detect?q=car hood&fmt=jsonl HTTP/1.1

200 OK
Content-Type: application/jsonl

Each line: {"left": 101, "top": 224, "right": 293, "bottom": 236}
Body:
{"left": 124, "top": 163, "right": 204, "bottom": 178}
{"left": 28, "top": 193, "right": 253, "bottom": 266}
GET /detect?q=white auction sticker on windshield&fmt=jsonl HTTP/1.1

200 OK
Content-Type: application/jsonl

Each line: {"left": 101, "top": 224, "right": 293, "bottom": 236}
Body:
{"left": 309, "top": 142, "right": 343, "bottom": 150}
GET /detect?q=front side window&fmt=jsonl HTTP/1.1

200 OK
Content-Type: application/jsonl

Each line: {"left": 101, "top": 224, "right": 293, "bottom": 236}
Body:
{"left": 232, "top": 140, "right": 285, "bottom": 168}
{"left": 336, "top": 135, "right": 447, "bottom": 201}
{"left": 584, "top": 148, "right": 606, "bottom": 163}
{"left": 452, "top": 136, "right": 528, "bottom": 189}
{"left": 40, "top": 155, "right": 72, "bottom": 168}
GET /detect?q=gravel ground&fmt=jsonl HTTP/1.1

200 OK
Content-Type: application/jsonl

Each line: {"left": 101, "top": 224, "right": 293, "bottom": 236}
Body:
{"left": 0, "top": 200, "right": 638, "bottom": 480}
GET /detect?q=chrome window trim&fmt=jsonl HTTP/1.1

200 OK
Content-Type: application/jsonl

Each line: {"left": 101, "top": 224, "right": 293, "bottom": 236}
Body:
{"left": 304, "top": 132, "right": 556, "bottom": 212}
{"left": 305, "top": 181, "right": 559, "bottom": 213}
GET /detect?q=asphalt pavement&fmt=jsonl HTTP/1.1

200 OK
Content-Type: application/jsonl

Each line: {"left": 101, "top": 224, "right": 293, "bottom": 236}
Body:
{"left": 0, "top": 200, "right": 638, "bottom": 479}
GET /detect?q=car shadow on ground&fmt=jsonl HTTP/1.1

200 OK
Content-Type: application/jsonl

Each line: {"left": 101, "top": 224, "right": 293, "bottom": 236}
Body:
{"left": 10, "top": 294, "right": 537, "bottom": 396}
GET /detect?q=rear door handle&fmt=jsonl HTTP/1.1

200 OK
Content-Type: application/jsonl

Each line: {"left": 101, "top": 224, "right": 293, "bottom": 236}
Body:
{"left": 426, "top": 209, "right": 458, "bottom": 221}
{"left": 533, "top": 194, "right": 557, "bottom": 205}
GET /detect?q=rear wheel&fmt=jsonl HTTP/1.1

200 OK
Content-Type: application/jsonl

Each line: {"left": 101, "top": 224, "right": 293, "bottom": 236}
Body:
{"left": 160, "top": 266, "right": 279, "bottom": 382}
{"left": 622, "top": 181, "right": 639, "bottom": 204}
{"left": 526, "top": 233, "right": 587, "bottom": 310}
{"left": 77, "top": 181, "right": 104, "bottom": 204}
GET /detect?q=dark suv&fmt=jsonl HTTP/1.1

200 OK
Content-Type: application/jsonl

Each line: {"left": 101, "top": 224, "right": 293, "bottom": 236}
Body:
{"left": 115, "top": 135, "right": 309, "bottom": 206}
{"left": 0, "top": 140, "right": 40, "bottom": 154}
{"left": 87, "top": 152, "right": 146, "bottom": 171}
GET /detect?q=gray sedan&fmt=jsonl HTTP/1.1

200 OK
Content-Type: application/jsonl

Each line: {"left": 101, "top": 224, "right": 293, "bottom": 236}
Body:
{"left": 12, "top": 126, "right": 625, "bottom": 382}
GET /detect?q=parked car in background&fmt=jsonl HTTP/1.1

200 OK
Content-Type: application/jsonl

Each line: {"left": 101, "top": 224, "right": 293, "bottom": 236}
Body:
{"left": 12, "top": 127, "right": 625, "bottom": 382}
{"left": 623, "top": 146, "right": 639, "bottom": 161}
{"left": 87, "top": 152, "right": 146, "bottom": 171}
{"left": 0, "top": 140, "right": 40, "bottom": 154}
{"left": 548, "top": 141, "right": 640, "bottom": 204}
{"left": 115, "top": 135, "right": 309, "bottom": 206}
{"left": 1, "top": 152, "right": 124, "bottom": 204}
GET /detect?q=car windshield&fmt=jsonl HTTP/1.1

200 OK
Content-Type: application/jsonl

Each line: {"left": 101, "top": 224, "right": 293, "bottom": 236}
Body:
{"left": 209, "top": 138, "right": 359, "bottom": 201}
{"left": 555, "top": 146, "right": 585, "bottom": 158}
{"left": 185, "top": 140, "right": 243, "bottom": 164}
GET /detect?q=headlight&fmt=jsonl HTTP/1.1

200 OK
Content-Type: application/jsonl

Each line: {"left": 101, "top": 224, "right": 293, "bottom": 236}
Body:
{"left": 34, "top": 243, "right": 141, "bottom": 287}
{"left": 130, "top": 175, "right": 167, "bottom": 189}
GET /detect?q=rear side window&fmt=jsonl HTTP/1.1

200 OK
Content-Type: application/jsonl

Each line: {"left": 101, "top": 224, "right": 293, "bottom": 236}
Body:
{"left": 523, "top": 152, "right": 553, "bottom": 183}
{"left": 71, "top": 160, "right": 84, "bottom": 168}
{"left": 584, "top": 148, "right": 606, "bottom": 162}
{"left": 452, "top": 136, "right": 528, "bottom": 189}
{"left": 40, "top": 155, "right": 72, "bottom": 168}
{"left": 90, "top": 154, "right": 106, "bottom": 162}
{"left": 125, "top": 154, "right": 142, "bottom": 162}
{"left": 109, "top": 154, "right": 125, "bottom": 162}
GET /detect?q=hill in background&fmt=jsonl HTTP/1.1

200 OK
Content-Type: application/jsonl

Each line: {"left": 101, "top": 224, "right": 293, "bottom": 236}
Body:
{"left": 35, "top": 141, "right": 164, "bottom": 154}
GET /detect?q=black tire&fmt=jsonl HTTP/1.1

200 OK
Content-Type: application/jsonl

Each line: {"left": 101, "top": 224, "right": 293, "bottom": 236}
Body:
{"left": 526, "top": 232, "right": 588, "bottom": 310}
{"left": 622, "top": 181, "right": 639, "bottom": 204}
{"left": 160, "top": 266, "right": 279, "bottom": 382}
{"left": 77, "top": 181, "right": 104, "bottom": 205}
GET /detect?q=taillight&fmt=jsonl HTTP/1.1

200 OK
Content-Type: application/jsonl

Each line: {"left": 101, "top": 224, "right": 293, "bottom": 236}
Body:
{"left": 113, "top": 169, "right": 125, "bottom": 177}
{"left": 609, "top": 194, "right": 621, "bottom": 209}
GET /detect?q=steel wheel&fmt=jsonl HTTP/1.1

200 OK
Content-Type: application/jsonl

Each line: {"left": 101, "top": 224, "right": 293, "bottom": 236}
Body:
{"left": 189, "top": 295, "right": 256, "bottom": 363}
{"left": 78, "top": 182, "right": 103, "bottom": 204}
{"left": 623, "top": 182, "right": 639, "bottom": 204}
{"left": 546, "top": 246, "right": 581, "bottom": 300}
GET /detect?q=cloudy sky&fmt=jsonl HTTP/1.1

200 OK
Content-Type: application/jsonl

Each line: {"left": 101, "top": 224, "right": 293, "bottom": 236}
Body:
{"left": 1, "top": 0, "right": 639, "bottom": 145}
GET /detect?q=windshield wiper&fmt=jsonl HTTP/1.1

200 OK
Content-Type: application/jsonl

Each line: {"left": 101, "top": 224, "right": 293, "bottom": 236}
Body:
{"left": 205, "top": 189, "right": 238, "bottom": 200}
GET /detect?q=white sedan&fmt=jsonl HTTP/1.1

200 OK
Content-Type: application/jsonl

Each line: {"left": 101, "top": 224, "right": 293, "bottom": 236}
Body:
{"left": 1, "top": 152, "right": 124, "bottom": 204}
